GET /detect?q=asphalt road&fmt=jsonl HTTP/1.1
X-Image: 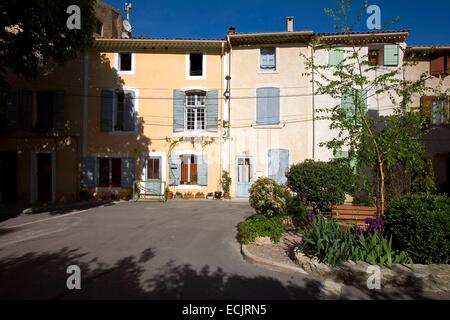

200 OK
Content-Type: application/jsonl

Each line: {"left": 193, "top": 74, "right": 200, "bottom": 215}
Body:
{"left": 0, "top": 200, "right": 448, "bottom": 300}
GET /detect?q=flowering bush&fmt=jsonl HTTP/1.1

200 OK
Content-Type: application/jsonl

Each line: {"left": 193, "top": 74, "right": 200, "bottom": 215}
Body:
{"left": 249, "top": 177, "right": 291, "bottom": 217}
{"left": 365, "top": 218, "right": 385, "bottom": 234}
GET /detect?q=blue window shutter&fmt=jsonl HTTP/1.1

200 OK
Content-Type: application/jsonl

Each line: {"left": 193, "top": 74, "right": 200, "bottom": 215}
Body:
{"left": 256, "top": 88, "right": 268, "bottom": 124}
{"left": 173, "top": 90, "right": 185, "bottom": 132}
{"left": 81, "top": 157, "right": 96, "bottom": 189}
{"left": 101, "top": 90, "right": 114, "bottom": 132}
{"left": 6, "top": 89, "right": 19, "bottom": 129}
{"left": 384, "top": 45, "right": 399, "bottom": 66}
{"left": 169, "top": 157, "right": 181, "bottom": 186}
{"left": 123, "top": 90, "right": 136, "bottom": 132}
{"left": 268, "top": 149, "right": 289, "bottom": 184}
{"left": 53, "top": 91, "right": 65, "bottom": 129}
{"left": 206, "top": 90, "right": 218, "bottom": 132}
{"left": 267, "top": 87, "right": 280, "bottom": 124}
{"left": 22, "top": 90, "right": 33, "bottom": 129}
{"left": 329, "top": 48, "right": 344, "bottom": 66}
{"left": 260, "top": 48, "right": 276, "bottom": 69}
{"left": 121, "top": 158, "right": 135, "bottom": 188}
{"left": 197, "top": 155, "right": 208, "bottom": 186}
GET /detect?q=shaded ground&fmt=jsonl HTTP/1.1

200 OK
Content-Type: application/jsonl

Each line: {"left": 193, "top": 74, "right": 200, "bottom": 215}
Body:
{"left": 0, "top": 200, "right": 447, "bottom": 300}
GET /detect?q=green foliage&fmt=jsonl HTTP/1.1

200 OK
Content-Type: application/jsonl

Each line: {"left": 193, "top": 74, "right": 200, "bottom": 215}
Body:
{"left": 385, "top": 194, "right": 450, "bottom": 264}
{"left": 286, "top": 159, "right": 356, "bottom": 213}
{"left": 302, "top": 216, "right": 412, "bottom": 267}
{"left": 221, "top": 170, "right": 232, "bottom": 193}
{"left": 0, "top": 0, "right": 96, "bottom": 89}
{"left": 239, "top": 215, "right": 287, "bottom": 244}
{"left": 249, "top": 177, "right": 291, "bottom": 217}
{"left": 286, "top": 198, "right": 308, "bottom": 225}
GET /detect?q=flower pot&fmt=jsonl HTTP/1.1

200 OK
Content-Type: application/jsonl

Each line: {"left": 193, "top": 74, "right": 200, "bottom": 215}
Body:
{"left": 165, "top": 191, "right": 174, "bottom": 199}
{"left": 223, "top": 192, "right": 231, "bottom": 199}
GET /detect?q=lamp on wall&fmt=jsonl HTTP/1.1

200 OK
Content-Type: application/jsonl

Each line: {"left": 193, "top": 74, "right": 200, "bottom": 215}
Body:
{"left": 224, "top": 75, "right": 231, "bottom": 99}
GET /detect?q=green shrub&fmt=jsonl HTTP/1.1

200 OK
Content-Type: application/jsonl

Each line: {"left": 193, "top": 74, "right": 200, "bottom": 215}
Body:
{"left": 385, "top": 194, "right": 450, "bottom": 264}
{"left": 302, "top": 216, "right": 412, "bottom": 267}
{"left": 221, "top": 170, "right": 232, "bottom": 193}
{"left": 249, "top": 177, "right": 291, "bottom": 217}
{"left": 286, "top": 159, "right": 356, "bottom": 213}
{"left": 287, "top": 198, "right": 307, "bottom": 225}
{"left": 239, "top": 215, "right": 287, "bottom": 244}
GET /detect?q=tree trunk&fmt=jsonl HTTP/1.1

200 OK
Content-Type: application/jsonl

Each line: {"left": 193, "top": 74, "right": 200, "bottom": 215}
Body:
{"left": 377, "top": 159, "right": 385, "bottom": 218}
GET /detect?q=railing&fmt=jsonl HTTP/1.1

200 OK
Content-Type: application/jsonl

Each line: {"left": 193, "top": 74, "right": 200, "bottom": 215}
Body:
{"left": 133, "top": 180, "right": 166, "bottom": 202}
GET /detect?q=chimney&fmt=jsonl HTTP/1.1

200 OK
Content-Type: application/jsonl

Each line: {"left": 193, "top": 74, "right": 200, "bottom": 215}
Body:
{"left": 227, "top": 26, "right": 236, "bottom": 35}
{"left": 286, "top": 16, "right": 294, "bottom": 32}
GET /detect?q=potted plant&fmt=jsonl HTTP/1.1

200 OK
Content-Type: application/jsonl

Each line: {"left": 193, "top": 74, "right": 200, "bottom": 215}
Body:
{"left": 165, "top": 186, "right": 173, "bottom": 200}
{"left": 175, "top": 191, "right": 183, "bottom": 199}
{"left": 221, "top": 170, "right": 232, "bottom": 199}
{"left": 183, "top": 191, "right": 194, "bottom": 200}
{"left": 195, "top": 192, "right": 205, "bottom": 199}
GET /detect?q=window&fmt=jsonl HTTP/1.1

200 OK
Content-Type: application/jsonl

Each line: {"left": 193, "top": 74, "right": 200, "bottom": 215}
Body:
{"left": 185, "top": 91, "right": 206, "bottom": 131}
{"left": 430, "top": 54, "right": 449, "bottom": 77}
{"left": 368, "top": 49, "right": 380, "bottom": 66}
{"left": 118, "top": 53, "right": 132, "bottom": 72}
{"left": 189, "top": 53, "right": 203, "bottom": 76}
{"left": 180, "top": 154, "right": 197, "bottom": 185}
{"left": 329, "top": 48, "right": 344, "bottom": 66}
{"left": 260, "top": 48, "right": 276, "bottom": 71}
{"left": 37, "top": 91, "right": 54, "bottom": 129}
{"left": 431, "top": 98, "right": 449, "bottom": 127}
{"left": 383, "top": 44, "right": 399, "bottom": 66}
{"left": 96, "top": 19, "right": 103, "bottom": 37}
{"left": 98, "top": 158, "right": 122, "bottom": 187}
{"left": 256, "top": 87, "right": 280, "bottom": 125}
{"left": 147, "top": 158, "right": 161, "bottom": 180}
{"left": 115, "top": 91, "right": 125, "bottom": 131}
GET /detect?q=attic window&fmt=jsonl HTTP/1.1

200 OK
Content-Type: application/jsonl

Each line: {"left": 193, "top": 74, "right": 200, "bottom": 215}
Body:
{"left": 189, "top": 53, "right": 203, "bottom": 76}
{"left": 119, "top": 53, "right": 132, "bottom": 71}
{"left": 368, "top": 49, "right": 380, "bottom": 66}
{"left": 430, "top": 54, "right": 449, "bottom": 77}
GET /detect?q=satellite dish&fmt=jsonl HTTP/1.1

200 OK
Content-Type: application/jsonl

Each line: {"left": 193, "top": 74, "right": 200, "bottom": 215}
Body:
{"left": 123, "top": 20, "right": 132, "bottom": 32}
{"left": 121, "top": 32, "right": 130, "bottom": 39}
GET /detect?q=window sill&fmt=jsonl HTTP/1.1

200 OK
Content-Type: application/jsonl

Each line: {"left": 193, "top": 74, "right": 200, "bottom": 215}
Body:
{"left": 175, "top": 185, "right": 202, "bottom": 190}
{"left": 172, "top": 131, "right": 219, "bottom": 137}
{"left": 253, "top": 123, "right": 283, "bottom": 129}
{"left": 117, "top": 70, "right": 135, "bottom": 75}
{"left": 109, "top": 130, "right": 138, "bottom": 135}
{"left": 258, "top": 70, "right": 278, "bottom": 74}
{"left": 186, "top": 75, "right": 206, "bottom": 80}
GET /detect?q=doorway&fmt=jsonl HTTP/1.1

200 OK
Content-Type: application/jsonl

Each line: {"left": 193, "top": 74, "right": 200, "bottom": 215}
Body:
{"left": 236, "top": 156, "right": 252, "bottom": 197}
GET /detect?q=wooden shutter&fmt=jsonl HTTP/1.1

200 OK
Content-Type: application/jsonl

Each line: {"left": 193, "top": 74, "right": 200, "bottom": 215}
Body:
{"left": 123, "top": 90, "right": 136, "bottom": 131}
{"left": 329, "top": 48, "right": 344, "bottom": 66}
{"left": 266, "top": 87, "right": 280, "bottom": 124}
{"left": 80, "top": 157, "right": 96, "bottom": 189}
{"left": 197, "top": 155, "right": 208, "bottom": 186}
{"left": 206, "top": 90, "right": 218, "bottom": 132}
{"left": 169, "top": 157, "right": 181, "bottom": 186}
{"left": 53, "top": 91, "right": 65, "bottom": 129}
{"left": 420, "top": 96, "right": 432, "bottom": 128}
{"left": 6, "top": 89, "right": 19, "bottom": 129}
{"left": 256, "top": 88, "right": 268, "bottom": 124}
{"left": 173, "top": 90, "right": 185, "bottom": 132}
{"left": 121, "top": 158, "right": 135, "bottom": 188}
{"left": 101, "top": 90, "right": 114, "bottom": 132}
{"left": 430, "top": 54, "right": 446, "bottom": 76}
{"left": 21, "top": 90, "right": 33, "bottom": 129}
{"left": 384, "top": 45, "right": 399, "bottom": 66}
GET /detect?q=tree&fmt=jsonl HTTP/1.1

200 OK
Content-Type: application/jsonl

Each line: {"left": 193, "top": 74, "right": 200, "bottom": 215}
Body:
{"left": 0, "top": 0, "right": 96, "bottom": 91}
{"left": 305, "top": 0, "right": 448, "bottom": 216}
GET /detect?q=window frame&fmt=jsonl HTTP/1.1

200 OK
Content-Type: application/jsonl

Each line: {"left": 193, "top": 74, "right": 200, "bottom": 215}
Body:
{"left": 259, "top": 47, "right": 277, "bottom": 72}
{"left": 184, "top": 91, "right": 207, "bottom": 132}
{"left": 114, "top": 52, "right": 135, "bottom": 75}
{"left": 185, "top": 52, "right": 207, "bottom": 80}
{"left": 97, "top": 157, "right": 122, "bottom": 188}
{"left": 179, "top": 154, "right": 198, "bottom": 185}
{"left": 110, "top": 87, "right": 139, "bottom": 135}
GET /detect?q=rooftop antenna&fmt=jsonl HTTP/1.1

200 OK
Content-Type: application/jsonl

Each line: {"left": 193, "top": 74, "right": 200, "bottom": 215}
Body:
{"left": 125, "top": 1, "right": 132, "bottom": 22}
{"left": 122, "top": 1, "right": 133, "bottom": 38}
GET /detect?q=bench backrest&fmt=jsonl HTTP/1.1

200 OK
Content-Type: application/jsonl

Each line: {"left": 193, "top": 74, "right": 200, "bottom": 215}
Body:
{"left": 331, "top": 205, "right": 377, "bottom": 224}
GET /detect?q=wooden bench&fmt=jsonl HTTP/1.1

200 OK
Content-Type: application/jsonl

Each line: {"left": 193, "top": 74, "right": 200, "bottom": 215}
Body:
{"left": 331, "top": 205, "right": 377, "bottom": 226}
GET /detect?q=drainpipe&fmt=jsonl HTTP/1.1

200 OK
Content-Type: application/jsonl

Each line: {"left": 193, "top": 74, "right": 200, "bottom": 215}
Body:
{"left": 311, "top": 45, "right": 316, "bottom": 160}
{"left": 226, "top": 34, "right": 232, "bottom": 174}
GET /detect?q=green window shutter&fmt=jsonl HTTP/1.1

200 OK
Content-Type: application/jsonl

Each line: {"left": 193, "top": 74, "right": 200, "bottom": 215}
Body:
{"left": 334, "top": 150, "right": 349, "bottom": 159}
{"left": 21, "top": 90, "right": 33, "bottom": 129}
{"left": 81, "top": 157, "right": 96, "bottom": 189}
{"left": 329, "top": 48, "right": 344, "bottom": 66}
{"left": 384, "top": 44, "right": 399, "bottom": 66}
{"left": 6, "top": 89, "right": 19, "bottom": 129}
{"left": 173, "top": 90, "right": 185, "bottom": 132}
{"left": 206, "top": 90, "right": 218, "bottom": 132}
{"left": 197, "top": 155, "right": 208, "bottom": 186}
{"left": 123, "top": 90, "right": 136, "bottom": 132}
{"left": 121, "top": 158, "right": 135, "bottom": 188}
{"left": 101, "top": 90, "right": 114, "bottom": 132}
{"left": 53, "top": 91, "right": 65, "bottom": 129}
{"left": 341, "top": 93, "right": 354, "bottom": 115}
{"left": 169, "top": 157, "right": 181, "bottom": 186}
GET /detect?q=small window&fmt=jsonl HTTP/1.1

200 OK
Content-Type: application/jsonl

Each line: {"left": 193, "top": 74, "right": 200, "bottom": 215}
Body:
{"left": 180, "top": 154, "right": 198, "bottom": 185}
{"left": 260, "top": 48, "right": 276, "bottom": 71}
{"left": 189, "top": 53, "right": 203, "bottom": 76}
{"left": 431, "top": 98, "right": 449, "bottom": 127}
{"left": 115, "top": 91, "right": 125, "bottom": 131}
{"left": 119, "top": 53, "right": 132, "bottom": 71}
{"left": 37, "top": 91, "right": 54, "bottom": 129}
{"left": 185, "top": 91, "right": 206, "bottom": 131}
{"left": 98, "top": 158, "right": 122, "bottom": 187}
{"left": 147, "top": 158, "right": 161, "bottom": 180}
{"left": 368, "top": 49, "right": 380, "bottom": 66}
{"left": 96, "top": 19, "right": 103, "bottom": 37}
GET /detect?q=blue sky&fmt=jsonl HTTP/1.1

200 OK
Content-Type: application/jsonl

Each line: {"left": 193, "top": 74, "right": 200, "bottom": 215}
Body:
{"left": 105, "top": 0, "right": 450, "bottom": 45}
